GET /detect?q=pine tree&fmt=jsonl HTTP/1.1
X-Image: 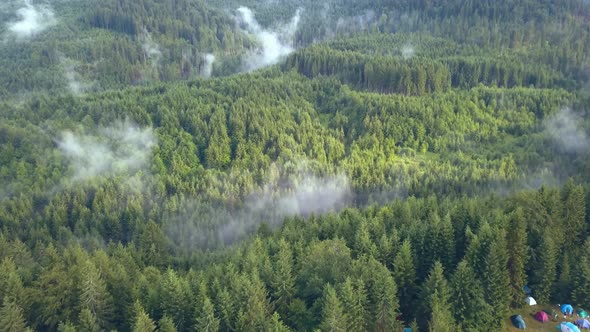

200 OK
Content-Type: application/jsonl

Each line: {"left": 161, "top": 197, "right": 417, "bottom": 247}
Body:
{"left": 561, "top": 179, "right": 586, "bottom": 250}
{"left": 418, "top": 262, "right": 451, "bottom": 330}
{"left": 531, "top": 231, "right": 558, "bottom": 303}
{"left": 78, "top": 308, "right": 100, "bottom": 332}
{"left": 0, "top": 301, "right": 29, "bottom": 332}
{"left": 450, "top": 260, "right": 492, "bottom": 330}
{"left": 0, "top": 258, "right": 27, "bottom": 315}
{"left": 161, "top": 269, "right": 191, "bottom": 331}
{"left": 236, "top": 273, "right": 271, "bottom": 331}
{"left": 270, "top": 239, "right": 295, "bottom": 316}
{"left": 320, "top": 285, "right": 347, "bottom": 332}
{"left": 437, "top": 214, "right": 456, "bottom": 273}
{"left": 194, "top": 297, "right": 220, "bottom": 332}
{"left": 158, "top": 316, "right": 177, "bottom": 332}
{"left": 555, "top": 252, "right": 573, "bottom": 303}
{"left": 57, "top": 321, "right": 76, "bottom": 332}
{"left": 267, "top": 312, "right": 291, "bottom": 332}
{"left": 507, "top": 208, "right": 528, "bottom": 307}
{"left": 571, "top": 239, "right": 590, "bottom": 307}
{"left": 340, "top": 278, "right": 369, "bottom": 331}
{"left": 212, "top": 285, "right": 234, "bottom": 332}
{"left": 483, "top": 235, "right": 511, "bottom": 329}
{"left": 79, "top": 259, "right": 113, "bottom": 328}
{"left": 206, "top": 108, "right": 231, "bottom": 169}
{"left": 372, "top": 271, "right": 402, "bottom": 332}
{"left": 393, "top": 240, "right": 417, "bottom": 321}
{"left": 428, "top": 299, "right": 458, "bottom": 332}
{"left": 132, "top": 301, "right": 157, "bottom": 332}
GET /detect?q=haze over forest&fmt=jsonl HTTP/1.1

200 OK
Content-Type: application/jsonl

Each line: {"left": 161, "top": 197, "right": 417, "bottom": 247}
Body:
{"left": 0, "top": 0, "right": 590, "bottom": 331}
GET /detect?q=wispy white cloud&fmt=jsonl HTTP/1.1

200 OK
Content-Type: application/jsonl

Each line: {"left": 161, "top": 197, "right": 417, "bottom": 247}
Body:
{"left": 544, "top": 107, "right": 590, "bottom": 154}
{"left": 236, "top": 6, "right": 301, "bottom": 71}
{"left": 57, "top": 121, "right": 156, "bottom": 181}
{"left": 6, "top": 0, "right": 56, "bottom": 40}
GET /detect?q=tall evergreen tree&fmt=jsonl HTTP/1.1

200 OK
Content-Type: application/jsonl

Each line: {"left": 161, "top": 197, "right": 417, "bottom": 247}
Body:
{"left": 450, "top": 260, "right": 492, "bottom": 331}
{"left": 372, "top": 271, "right": 402, "bottom": 332}
{"left": 507, "top": 208, "right": 529, "bottom": 307}
{"left": 78, "top": 308, "right": 100, "bottom": 332}
{"left": 132, "top": 301, "right": 157, "bottom": 332}
{"left": 267, "top": 312, "right": 291, "bottom": 332}
{"left": 572, "top": 238, "right": 590, "bottom": 307}
{"left": 158, "top": 316, "right": 177, "bottom": 332}
{"left": 437, "top": 213, "right": 456, "bottom": 273}
{"left": 160, "top": 269, "right": 191, "bottom": 331}
{"left": 393, "top": 240, "right": 417, "bottom": 321}
{"left": 79, "top": 259, "right": 113, "bottom": 328}
{"left": 428, "top": 299, "right": 458, "bottom": 332}
{"left": 270, "top": 239, "right": 295, "bottom": 316}
{"left": 57, "top": 322, "right": 76, "bottom": 332}
{"left": 0, "top": 301, "right": 30, "bottom": 332}
{"left": 561, "top": 179, "right": 587, "bottom": 251}
{"left": 320, "top": 285, "right": 347, "bottom": 332}
{"left": 339, "top": 278, "right": 368, "bottom": 332}
{"left": 531, "top": 231, "right": 558, "bottom": 304}
{"left": 482, "top": 235, "right": 511, "bottom": 329}
{"left": 194, "top": 297, "right": 220, "bottom": 332}
{"left": 418, "top": 261, "right": 451, "bottom": 331}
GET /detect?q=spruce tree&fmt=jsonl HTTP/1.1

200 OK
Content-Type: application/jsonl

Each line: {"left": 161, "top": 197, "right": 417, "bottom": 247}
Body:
{"left": 507, "top": 208, "right": 528, "bottom": 307}
{"left": 561, "top": 179, "right": 586, "bottom": 250}
{"left": 428, "top": 299, "right": 458, "bottom": 332}
{"left": 572, "top": 239, "right": 590, "bottom": 307}
{"left": 194, "top": 297, "right": 220, "bottom": 332}
{"left": 79, "top": 259, "right": 113, "bottom": 328}
{"left": 132, "top": 301, "right": 157, "bottom": 332}
{"left": 418, "top": 261, "right": 451, "bottom": 330}
{"left": 372, "top": 271, "right": 402, "bottom": 332}
{"left": 267, "top": 312, "right": 291, "bottom": 332}
{"left": 437, "top": 214, "right": 456, "bottom": 273}
{"left": 531, "top": 231, "right": 557, "bottom": 304}
{"left": 339, "top": 278, "right": 368, "bottom": 331}
{"left": 0, "top": 301, "right": 29, "bottom": 332}
{"left": 158, "top": 316, "right": 176, "bottom": 332}
{"left": 57, "top": 322, "right": 76, "bottom": 332}
{"left": 483, "top": 235, "right": 511, "bottom": 329}
{"left": 451, "top": 260, "right": 492, "bottom": 330}
{"left": 78, "top": 308, "right": 100, "bottom": 332}
{"left": 270, "top": 239, "right": 295, "bottom": 316}
{"left": 320, "top": 285, "right": 347, "bottom": 332}
{"left": 393, "top": 240, "right": 417, "bottom": 321}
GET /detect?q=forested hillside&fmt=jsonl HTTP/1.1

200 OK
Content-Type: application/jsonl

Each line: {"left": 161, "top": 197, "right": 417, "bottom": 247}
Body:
{"left": 1, "top": 0, "right": 590, "bottom": 331}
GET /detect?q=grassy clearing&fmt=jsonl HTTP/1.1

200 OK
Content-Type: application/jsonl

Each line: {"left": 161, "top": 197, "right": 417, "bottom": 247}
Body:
{"left": 504, "top": 304, "right": 584, "bottom": 331}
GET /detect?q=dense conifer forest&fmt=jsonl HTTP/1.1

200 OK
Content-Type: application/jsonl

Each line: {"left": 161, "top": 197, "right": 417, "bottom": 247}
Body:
{"left": 0, "top": 0, "right": 590, "bottom": 331}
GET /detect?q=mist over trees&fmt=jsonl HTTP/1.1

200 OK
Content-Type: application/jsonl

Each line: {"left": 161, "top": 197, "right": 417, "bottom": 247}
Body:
{"left": 0, "top": 0, "right": 590, "bottom": 331}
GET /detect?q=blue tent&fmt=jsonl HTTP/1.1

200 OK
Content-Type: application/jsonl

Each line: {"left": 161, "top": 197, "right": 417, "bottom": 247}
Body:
{"left": 511, "top": 314, "right": 526, "bottom": 329}
{"left": 524, "top": 285, "right": 532, "bottom": 295}
{"left": 558, "top": 322, "right": 581, "bottom": 332}
{"left": 562, "top": 304, "right": 575, "bottom": 315}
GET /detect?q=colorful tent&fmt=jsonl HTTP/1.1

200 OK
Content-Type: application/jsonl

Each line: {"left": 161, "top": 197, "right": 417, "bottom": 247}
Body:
{"left": 524, "top": 285, "right": 532, "bottom": 295}
{"left": 575, "top": 319, "right": 590, "bottom": 329}
{"left": 525, "top": 296, "right": 537, "bottom": 305}
{"left": 562, "top": 304, "right": 575, "bottom": 315}
{"left": 511, "top": 315, "right": 526, "bottom": 329}
{"left": 558, "top": 322, "right": 582, "bottom": 332}
{"left": 577, "top": 309, "right": 588, "bottom": 319}
{"left": 536, "top": 311, "right": 549, "bottom": 322}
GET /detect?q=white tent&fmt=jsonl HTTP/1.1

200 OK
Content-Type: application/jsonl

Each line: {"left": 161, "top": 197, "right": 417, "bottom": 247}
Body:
{"left": 525, "top": 296, "right": 537, "bottom": 306}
